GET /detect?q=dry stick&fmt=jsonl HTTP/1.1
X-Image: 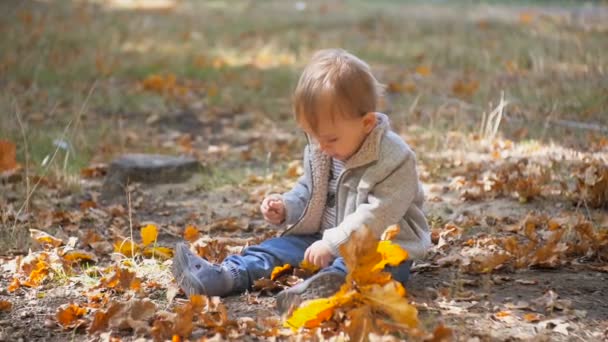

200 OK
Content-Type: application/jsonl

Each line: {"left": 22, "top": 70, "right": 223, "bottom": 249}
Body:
{"left": 10, "top": 81, "right": 98, "bottom": 231}
{"left": 13, "top": 99, "right": 30, "bottom": 215}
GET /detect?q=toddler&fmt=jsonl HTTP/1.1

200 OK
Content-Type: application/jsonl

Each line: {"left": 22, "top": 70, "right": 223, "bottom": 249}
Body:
{"left": 172, "top": 48, "right": 431, "bottom": 313}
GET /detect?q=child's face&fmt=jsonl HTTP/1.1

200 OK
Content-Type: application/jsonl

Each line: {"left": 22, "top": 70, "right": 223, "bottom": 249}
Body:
{"left": 299, "top": 112, "right": 377, "bottom": 161}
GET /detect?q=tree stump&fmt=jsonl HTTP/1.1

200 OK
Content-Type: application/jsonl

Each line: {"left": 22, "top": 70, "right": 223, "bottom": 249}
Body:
{"left": 101, "top": 154, "right": 200, "bottom": 200}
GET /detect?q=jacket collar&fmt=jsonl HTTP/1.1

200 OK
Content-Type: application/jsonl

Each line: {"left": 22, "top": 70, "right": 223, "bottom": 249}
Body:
{"left": 308, "top": 112, "right": 390, "bottom": 170}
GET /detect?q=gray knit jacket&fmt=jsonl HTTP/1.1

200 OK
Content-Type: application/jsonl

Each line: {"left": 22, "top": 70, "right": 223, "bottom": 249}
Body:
{"left": 280, "top": 113, "right": 431, "bottom": 260}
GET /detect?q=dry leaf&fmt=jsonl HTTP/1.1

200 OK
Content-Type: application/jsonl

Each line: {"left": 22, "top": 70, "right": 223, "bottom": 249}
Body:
{"left": 183, "top": 225, "right": 199, "bottom": 242}
{"left": 429, "top": 324, "right": 453, "bottom": 342}
{"left": 0, "top": 301, "right": 12, "bottom": 311}
{"left": 99, "top": 267, "right": 142, "bottom": 293}
{"left": 415, "top": 65, "right": 431, "bottom": 76}
{"left": 523, "top": 313, "right": 542, "bottom": 322}
{"left": 0, "top": 139, "right": 20, "bottom": 172}
{"left": 61, "top": 250, "right": 98, "bottom": 264}
{"left": 141, "top": 224, "right": 158, "bottom": 247}
{"left": 114, "top": 240, "right": 139, "bottom": 257}
{"left": 142, "top": 246, "right": 174, "bottom": 259}
{"left": 56, "top": 303, "right": 88, "bottom": 329}
{"left": 30, "top": 229, "right": 63, "bottom": 248}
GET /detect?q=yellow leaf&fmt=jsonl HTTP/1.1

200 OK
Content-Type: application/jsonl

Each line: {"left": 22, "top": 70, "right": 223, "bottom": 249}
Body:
{"left": 284, "top": 297, "right": 338, "bottom": 330}
{"left": 142, "top": 246, "right": 174, "bottom": 259}
{"left": 299, "top": 260, "right": 320, "bottom": 273}
{"left": 183, "top": 225, "right": 199, "bottom": 242}
{"left": 56, "top": 303, "right": 88, "bottom": 329}
{"left": 30, "top": 229, "right": 63, "bottom": 248}
{"left": 114, "top": 240, "right": 139, "bottom": 257}
{"left": 374, "top": 240, "right": 409, "bottom": 271}
{"left": 141, "top": 224, "right": 158, "bottom": 247}
{"left": 270, "top": 264, "right": 292, "bottom": 281}
{"left": 62, "top": 250, "right": 98, "bottom": 264}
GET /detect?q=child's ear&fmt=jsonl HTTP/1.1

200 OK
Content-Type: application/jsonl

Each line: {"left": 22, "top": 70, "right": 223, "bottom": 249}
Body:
{"left": 362, "top": 112, "right": 377, "bottom": 133}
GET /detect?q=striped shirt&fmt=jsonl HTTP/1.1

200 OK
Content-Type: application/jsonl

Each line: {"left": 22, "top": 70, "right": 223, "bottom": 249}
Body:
{"left": 321, "top": 158, "right": 345, "bottom": 231}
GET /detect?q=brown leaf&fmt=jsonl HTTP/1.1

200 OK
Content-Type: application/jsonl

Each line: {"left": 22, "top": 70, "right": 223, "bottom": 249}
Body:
{"left": 99, "top": 267, "right": 142, "bottom": 293}
{"left": 345, "top": 306, "right": 374, "bottom": 342}
{"left": 89, "top": 301, "right": 125, "bottom": 333}
{"left": 0, "top": 139, "right": 20, "bottom": 172}
{"left": 428, "top": 324, "right": 454, "bottom": 342}
{"left": 0, "top": 301, "right": 12, "bottom": 311}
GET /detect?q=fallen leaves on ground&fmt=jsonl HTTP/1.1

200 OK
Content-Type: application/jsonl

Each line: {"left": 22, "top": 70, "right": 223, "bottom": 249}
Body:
{"left": 432, "top": 212, "right": 608, "bottom": 274}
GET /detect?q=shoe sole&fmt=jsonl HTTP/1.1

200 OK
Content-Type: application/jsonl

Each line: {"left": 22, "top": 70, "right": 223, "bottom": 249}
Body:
{"left": 172, "top": 243, "right": 207, "bottom": 296}
{"left": 276, "top": 272, "right": 345, "bottom": 315}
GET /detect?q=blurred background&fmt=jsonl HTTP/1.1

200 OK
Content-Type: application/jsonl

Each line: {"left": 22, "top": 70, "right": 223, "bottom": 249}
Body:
{"left": 1, "top": 0, "right": 606, "bottom": 181}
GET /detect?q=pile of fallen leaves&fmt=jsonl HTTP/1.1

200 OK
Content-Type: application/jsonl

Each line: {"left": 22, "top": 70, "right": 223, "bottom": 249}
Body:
{"left": 434, "top": 213, "right": 608, "bottom": 274}
{"left": 281, "top": 226, "right": 425, "bottom": 340}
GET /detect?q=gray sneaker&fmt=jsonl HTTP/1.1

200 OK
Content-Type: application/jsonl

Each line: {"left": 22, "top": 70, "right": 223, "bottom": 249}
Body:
{"left": 172, "top": 242, "right": 234, "bottom": 297}
{"left": 275, "top": 271, "right": 346, "bottom": 315}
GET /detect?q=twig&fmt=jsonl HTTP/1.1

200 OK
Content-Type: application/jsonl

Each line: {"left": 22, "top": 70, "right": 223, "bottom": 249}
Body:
{"left": 13, "top": 99, "right": 30, "bottom": 215}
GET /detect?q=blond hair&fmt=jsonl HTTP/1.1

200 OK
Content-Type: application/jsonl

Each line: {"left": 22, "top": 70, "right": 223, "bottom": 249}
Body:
{"left": 293, "top": 49, "right": 383, "bottom": 132}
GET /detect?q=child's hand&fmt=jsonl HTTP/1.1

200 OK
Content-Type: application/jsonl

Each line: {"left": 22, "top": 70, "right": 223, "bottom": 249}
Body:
{"left": 260, "top": 194, "right": 285, "bottom": 225}
{"left": 304, "top": 240, "right": 334, "bottom": 268}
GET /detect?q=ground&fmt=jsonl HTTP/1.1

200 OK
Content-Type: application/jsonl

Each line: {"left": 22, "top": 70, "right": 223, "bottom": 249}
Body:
{"left": 0, "top": 0, "right": 607, "bottom": 341}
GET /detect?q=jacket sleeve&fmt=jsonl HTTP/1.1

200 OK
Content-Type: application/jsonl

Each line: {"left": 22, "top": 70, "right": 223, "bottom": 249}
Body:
{"left": 281, "top": 146, "right": 312, "bottom": 225}
{"left": 322, "top": 153, "right": 419, "bottom": 255}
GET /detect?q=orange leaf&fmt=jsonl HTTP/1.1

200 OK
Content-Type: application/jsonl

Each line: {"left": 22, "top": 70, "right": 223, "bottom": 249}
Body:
{"left": 8, "top": 278, "right": 20, "bottom": 292}
{"left": 62, "top": 250, "right": 98, "bottom": 264}
{"left": 0, "top": 300, "right": 12, "bottom": 311}
{"left": 183, "top": 225, "right": 199, "bottom": 243}
{"left": 270, "top": 264, "right": 292, "bottom": 281}
{"left": 141, "top": 224, "right": 158, "bottom": 247}
{"left": 415, "top": 65, "right": 431, "bottom": 76}
{"left": 22, "top": 254, "right": 50, "bottom": 288}
{"left": 495, "top": 311, "right": 511, "bottom": 317}
{"left": 0, "top": 139, "right": 20, "bottom": 172}
{"left": 56, "top": 303, "right": 88, "bottom": 329}
{"left": 523, "top": 313, "right": 542, "bottom": 322}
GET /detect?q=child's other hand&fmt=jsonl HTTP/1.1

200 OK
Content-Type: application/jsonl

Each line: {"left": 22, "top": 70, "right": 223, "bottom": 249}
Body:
{"left": 304, "top": 240, "right": 334, "bottom": 268}
{"left": 261, "top": 194, "right": 285, "bottom": 225}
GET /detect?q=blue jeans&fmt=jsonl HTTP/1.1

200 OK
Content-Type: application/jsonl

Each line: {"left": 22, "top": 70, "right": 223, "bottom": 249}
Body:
{"left": 222, "top": 234, "right": 413, "bottom": 293}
